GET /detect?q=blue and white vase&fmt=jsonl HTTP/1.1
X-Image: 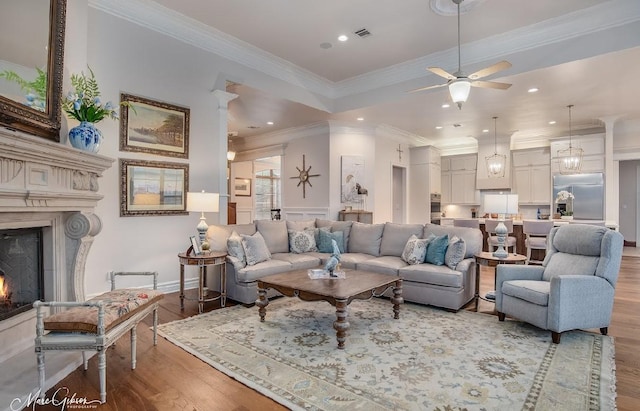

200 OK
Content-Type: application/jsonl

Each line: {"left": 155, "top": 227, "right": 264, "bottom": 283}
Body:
{"left": 68, "top": 121, "right": 103, "bottom": 153}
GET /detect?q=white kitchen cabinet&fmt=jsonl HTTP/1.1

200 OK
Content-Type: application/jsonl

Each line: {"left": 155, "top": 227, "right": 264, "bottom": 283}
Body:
{"left": 449, "top": 155, "right": 477, "bottom": 171}
{"left": 514, "top": 166, "right": 550, "bottom": 204}
{"left": 430, "top": 163, "right": 441, "bottom": 194}
{"left": 550, "top": 134, "right": 604, "bottom": 173}
{"left": 441, "top": 171, "right": 451, "bottom": 204}
{"left": 512, "top": 148, "right": 551, "bottom": 167}
{"left": 450, "top": 170, "right": 480, "bottom": 205}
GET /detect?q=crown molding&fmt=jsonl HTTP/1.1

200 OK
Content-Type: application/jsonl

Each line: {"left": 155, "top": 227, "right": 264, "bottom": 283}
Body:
{"left": 90, "top": 0, "right": 640, "bottom": 103}
{"left": 375, "top": 124, "right": 432, "bottom": 147}
{"left": 235, "top": 121, "right": 329, "bottom": 152}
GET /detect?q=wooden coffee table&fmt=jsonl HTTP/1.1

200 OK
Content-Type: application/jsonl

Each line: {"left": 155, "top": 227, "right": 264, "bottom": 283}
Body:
{"left": 256, "top": 269, "right": 403, "bottom": 349}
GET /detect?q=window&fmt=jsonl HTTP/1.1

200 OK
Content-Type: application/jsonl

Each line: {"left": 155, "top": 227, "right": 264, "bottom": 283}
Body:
{"left": 254, "top": 157, "right": 281, "bottom": 220}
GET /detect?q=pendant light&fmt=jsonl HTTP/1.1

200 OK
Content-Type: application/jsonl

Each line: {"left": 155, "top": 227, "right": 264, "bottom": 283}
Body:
{"left": 485, "top": 116, "right": 506, "bottom": 178}
{"left": 557, "top": 104, "right": 583, "bottom": 174}
{"left": 227, "top": 135, "right": 236, "bottom": 161}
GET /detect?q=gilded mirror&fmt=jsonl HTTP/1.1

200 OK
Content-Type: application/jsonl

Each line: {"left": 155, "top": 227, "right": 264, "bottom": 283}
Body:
{"left": 0, "top": 0, "right": 66, "bottom": 141}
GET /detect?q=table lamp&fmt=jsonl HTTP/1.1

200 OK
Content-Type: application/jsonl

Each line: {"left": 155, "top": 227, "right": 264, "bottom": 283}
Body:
{"left": 186, "top": 191, "right": 220, "bottom": 246}
{"left": 484, "top": 193, "right": 518, "bottom": 258}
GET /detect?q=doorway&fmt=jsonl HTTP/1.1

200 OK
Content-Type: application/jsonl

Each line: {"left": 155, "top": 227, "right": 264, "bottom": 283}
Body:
{"left": 392, "top": 165, "right": 406, "bottom": 223}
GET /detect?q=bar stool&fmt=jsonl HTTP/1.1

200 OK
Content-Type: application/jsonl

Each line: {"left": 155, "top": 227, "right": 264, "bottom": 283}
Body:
{"left": 453, "top": 219, "right": 480, "bottom": 229}
{"left": 485, "top": 219, "right": 517, "bottom": 254}
{"left": 522, "top": 220, "right": 554, "bottom": 264}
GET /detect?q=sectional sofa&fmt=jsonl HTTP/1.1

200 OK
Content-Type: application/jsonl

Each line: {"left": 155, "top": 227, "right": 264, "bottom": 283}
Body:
{"left": 206, "top": 219, "right": 483, "bottom": 311}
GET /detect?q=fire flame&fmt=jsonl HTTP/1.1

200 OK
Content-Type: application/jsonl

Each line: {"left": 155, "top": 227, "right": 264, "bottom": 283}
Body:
{"left": 0, "top": 275, "right": 6, "bottom": 299}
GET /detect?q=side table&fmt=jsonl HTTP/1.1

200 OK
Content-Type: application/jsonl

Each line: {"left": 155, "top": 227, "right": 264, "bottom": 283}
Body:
{"left": 474, "top": 252, "right": 526, "bottom": 311}
{"left": 178, "top": 251, "right": 227, "bottom": 313}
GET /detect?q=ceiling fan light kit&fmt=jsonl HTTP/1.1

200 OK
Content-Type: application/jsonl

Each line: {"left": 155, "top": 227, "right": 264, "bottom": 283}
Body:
{"left": 485, "top": 116, "right": 506, "bottom": 178}
{"left": 557, "top": 104, "right": 583, "bottom": 175}
{"left": 449, "top": 80, "right": 471, "bottom": 108}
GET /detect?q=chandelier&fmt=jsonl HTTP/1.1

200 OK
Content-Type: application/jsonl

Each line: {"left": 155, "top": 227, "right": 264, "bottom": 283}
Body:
{"left": 557, "top": 104, "right": 583, "bottom": 174}
{"left": 485, "top": 116, "right": 506, "bottom": 178}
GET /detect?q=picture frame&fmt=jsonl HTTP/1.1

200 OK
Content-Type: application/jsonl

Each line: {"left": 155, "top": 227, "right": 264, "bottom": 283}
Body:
{"left": 119, "top": 159, "right": 189, "bottom": 217}
{"left": 189, "top": 236, "right": 202, "bottom": 256}
{"left": 119, "top": 93, "right": 190, "bottom": 159}
{"left": 234, "top": 178, "right": 252, "bottom": 196}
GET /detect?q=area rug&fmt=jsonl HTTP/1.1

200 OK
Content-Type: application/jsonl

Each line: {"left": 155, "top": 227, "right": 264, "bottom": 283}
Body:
{"left": 157, "top": 298, "right": 616, "bottom": 411}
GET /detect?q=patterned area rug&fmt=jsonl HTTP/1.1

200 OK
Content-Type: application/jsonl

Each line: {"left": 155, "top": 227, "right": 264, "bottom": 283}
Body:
{"left": 157, "top": 298, "right": 616, "bottom": 411}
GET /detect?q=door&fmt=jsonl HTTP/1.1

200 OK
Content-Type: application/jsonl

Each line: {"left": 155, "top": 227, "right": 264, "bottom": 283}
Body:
{"left": 392, "top": 166, "right": 406, "bottom": 223}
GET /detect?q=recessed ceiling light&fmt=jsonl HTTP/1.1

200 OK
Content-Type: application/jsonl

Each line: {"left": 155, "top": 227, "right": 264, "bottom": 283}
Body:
{"left": 528, "top": 87, "right": 539, "bottom": 93}
{"left": 441, "top": 103, "right": 450, "bottom": 108}
{"left": 435, "top": 126, "right": 443, "bottom": 130}
{"left": 320, "top": 42, "right": 332, "bottom": 49}
{"left": 482, "top": 129, "right": 489, "bottom": 133}
{"left": 338, "top": 35, "right": 348, "bottom": 42}
{"left": 267, "top": 121, "right": 274, "bottom": 125}
{"left": 356, "top": 117, "right": 364, "bottom": 121}
{"left": 548, "top": 120, "right": 556, "bottom": 125}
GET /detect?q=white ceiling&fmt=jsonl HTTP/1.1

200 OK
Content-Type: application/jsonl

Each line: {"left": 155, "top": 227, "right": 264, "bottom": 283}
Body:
{"left": 110, "top": 0, "right": 640, "bottom": 150}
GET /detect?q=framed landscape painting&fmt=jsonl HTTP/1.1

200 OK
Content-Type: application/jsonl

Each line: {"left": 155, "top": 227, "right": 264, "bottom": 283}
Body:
{"left": 119, "top": 93, "right": 190, "bottom": 158}
{"left": 120, "top": 159, "right": 189, "bottom": 217}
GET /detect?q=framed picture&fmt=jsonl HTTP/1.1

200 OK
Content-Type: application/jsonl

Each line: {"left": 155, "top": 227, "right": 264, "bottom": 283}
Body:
{"left": 234, "top": 178, "right": 252, "bottom": 196}
{"left": 119, "top": 93, "right": 190, "bottom": 159}
{"left": 189, "top": 236, "right": 201, "bottom": 256}
{"left": 120, "top": 159, "right": 189, "bottom": 217}
{"left": 341, "top": 155, "right": 365, "bottom": 203}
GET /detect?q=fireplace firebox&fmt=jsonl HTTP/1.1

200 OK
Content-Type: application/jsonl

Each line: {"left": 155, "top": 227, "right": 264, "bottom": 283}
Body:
{"left": 0, "top": 228, "right": 44, "bottom": 321}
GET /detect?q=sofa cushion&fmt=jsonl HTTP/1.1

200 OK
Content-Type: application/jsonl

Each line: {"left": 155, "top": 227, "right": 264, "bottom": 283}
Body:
{"left": 288, "top": 229, "right": 317, "bottom": 253}
{"left": 348, "top": 222, "right": 384, "bottom": 256}
{"left": 339, "top": 253, "right": 376, "bottom": 269}
{"left": 380, "top": 223, "right": 424, "bottom": 256}
{"left": 235, "top": 259, "right": 292, "bottom": 283}
{"left": 255, "top": 220, "right": 289, "bottom": 253}
{"left": 399, "top": 264, "right": 463, "bottom": 288}
{"left": 445, "top": 236, "right": 466, "bottom": 270}
{"left": 401, "top": 235, "right": 429, "bottom": 265}
{"left": 286, "top": 220, "right": 316, "bottom": 231}
{"left": 542, "top": 252, "right": 599, "bottom": 281}
{"left": 357, "top": 256, "right": 406, "bottom": 276}
{"left": 425, "top": 234, "right": 448, "bottom": 266}
{"left": 271, "top": 253, "right": 320, "bottom": 269}
{"left": 241, "top": 232, "right": 272, "bottom": 266}
{"left": 207, "top": 223, "right": 256, "bottom": 252}
{"left": 502, "top": 280, "right": 550, "bottom": 306}
{"left": 317, "top": 228, "right": 345, "bottom": 253}
{"left": 316, "top": 219, "right": 352, "bottom": 251}
{"left": 226, "top": 231, "right": 246, "bottom": 268}
{"left": 423, "top": 224, "right": 482, "bottom": 258}
{"left": 552, "top": 224, "right": 607, "bottom": 256}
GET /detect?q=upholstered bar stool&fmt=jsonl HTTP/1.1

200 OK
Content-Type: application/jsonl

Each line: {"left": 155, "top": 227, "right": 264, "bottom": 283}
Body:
{"left": 453, "top": 219, "right": 480, "bottom": 229}
{"left": 522, "top": 220, "right": 554, "bottom": 264}
{"left": 485, "top": 219, "right": 517, "bottom": 254}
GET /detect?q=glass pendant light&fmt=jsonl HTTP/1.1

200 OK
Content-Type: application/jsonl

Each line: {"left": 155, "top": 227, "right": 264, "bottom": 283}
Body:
{"left": 485, "top": 116, "right": 506, "bottom": 178}
{"left": 557, "top": 104, "right": 583, "bottom": 174}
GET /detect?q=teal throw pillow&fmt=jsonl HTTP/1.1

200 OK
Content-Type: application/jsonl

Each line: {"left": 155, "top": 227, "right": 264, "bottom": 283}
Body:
{"left": 425, "top": 234, "right": 449, "bottom": 266}
{"left": 317, "top": 229, "right": 345, "bottom": 253}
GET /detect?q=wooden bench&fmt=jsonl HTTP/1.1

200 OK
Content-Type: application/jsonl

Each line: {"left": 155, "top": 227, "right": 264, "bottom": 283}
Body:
{"left": 33, "top": 271, "right": 164, "bottom": 403}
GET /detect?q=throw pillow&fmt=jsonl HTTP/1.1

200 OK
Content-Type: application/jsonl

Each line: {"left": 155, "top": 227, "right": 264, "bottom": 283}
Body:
{"left": 445, "top": 236, "right": 466, "bottom": 270}
{"left": 241, "top": 232, "right": 272, "bottom": 266}
{"left": 288, "top": 229, "right": 317, "bottom": 253}
{"left": 226, "top": 231, "right": 246, "bottom": 268}
{"left": 401, "top": 234, "right": 429, "bottom": 265}
{"left": 317, "top": 229, "right": 345, "bottom": 253}
{"left": 425, "top": 234, "right": 449, "bottom": 266}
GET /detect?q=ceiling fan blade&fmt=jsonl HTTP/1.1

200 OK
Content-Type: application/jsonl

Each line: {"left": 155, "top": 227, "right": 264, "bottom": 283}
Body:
{"left": 468, "top": 60, "right": 512, "bottom": 80}
{"left": 471, "top": 80, "right": 512, "bottom": 90}
{"left": 409, "top": 83, "right": 448, "bottom": 93}
{"left": 427, "top": 67, "right": 457, "bottom": 80}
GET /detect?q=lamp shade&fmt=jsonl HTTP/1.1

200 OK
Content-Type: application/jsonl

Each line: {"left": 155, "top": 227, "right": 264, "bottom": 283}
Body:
{"left": 187, "top": 191, "right": 220, "bottom": 213}
{"left": 449, "top": 80, "right": 471, "bottom": 103}
{"left": 484, "top": 194, "right": 518, "bottom": 214}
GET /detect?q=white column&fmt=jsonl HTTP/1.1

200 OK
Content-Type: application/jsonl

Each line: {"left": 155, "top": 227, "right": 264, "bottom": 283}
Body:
{"left": 212, "top": 90, "right": 238, "bottom": 225}
{"left": 600, "top": 116, "right": 619, "bottom": 225}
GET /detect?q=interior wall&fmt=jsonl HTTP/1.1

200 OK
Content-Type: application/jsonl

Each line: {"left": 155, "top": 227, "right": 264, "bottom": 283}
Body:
{"left": 282, "top": 132, "right": 330, "bottom": 210}
{"left": 619, "top": 160, "right": 640, "bottom": 243}
{"left": 374, "top": 136, "right": 409, "bottom": 224}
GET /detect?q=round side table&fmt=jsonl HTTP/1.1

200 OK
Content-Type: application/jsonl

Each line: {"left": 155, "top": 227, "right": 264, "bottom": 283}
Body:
{"left": 474, "top": 252, "right": 527, "bottom": 311}
{"left": 178, "top": 251, "right": 227, "bottom": 313}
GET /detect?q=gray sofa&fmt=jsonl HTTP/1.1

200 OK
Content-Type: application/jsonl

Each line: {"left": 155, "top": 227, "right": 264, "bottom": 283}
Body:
{"left": 206, "top": 219, "right": 483, "bottom": 310}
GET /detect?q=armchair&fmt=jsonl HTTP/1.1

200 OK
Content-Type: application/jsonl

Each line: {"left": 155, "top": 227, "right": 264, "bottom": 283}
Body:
{"left": 495, "top": 224, "right": 623, "bottom": 343}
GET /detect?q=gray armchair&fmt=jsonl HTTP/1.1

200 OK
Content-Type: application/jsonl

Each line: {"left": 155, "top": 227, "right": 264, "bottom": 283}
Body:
{"left": 495, "top": 224, "right": 623, "bottom": 343}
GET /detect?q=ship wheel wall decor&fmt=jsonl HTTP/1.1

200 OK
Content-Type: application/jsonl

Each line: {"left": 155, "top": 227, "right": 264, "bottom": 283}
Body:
{"left": 290, "top": 155, "right": 320, "bottom": 198}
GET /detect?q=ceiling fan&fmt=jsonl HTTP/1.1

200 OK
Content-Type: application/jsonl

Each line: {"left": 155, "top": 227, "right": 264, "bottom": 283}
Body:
{"left": 412, "top": 0, "right": 512, "bottom": 109}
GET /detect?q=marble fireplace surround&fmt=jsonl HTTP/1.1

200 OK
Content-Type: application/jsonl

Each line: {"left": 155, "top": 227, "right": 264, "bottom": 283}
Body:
{"left": 0, "top": 128, "right": 113, "bottom": 401}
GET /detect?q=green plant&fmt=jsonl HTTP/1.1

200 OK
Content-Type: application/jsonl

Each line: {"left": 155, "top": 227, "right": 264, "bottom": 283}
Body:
{"left": 0, "top": 68, "right": 47, "bottom": 111}
{"left": 62, "top": 67, "right": 131, "bottom": 123}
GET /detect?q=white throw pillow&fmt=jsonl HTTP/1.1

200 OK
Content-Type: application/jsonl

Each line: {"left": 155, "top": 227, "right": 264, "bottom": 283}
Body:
{"left": 445, "top": 236, "right": 466, "bottom": 270}
{"left": 241, "top": 231, "right": 272, "bottom": 266}
{"left": 226, "top": 231, "right": 246, "bottom": 268}
{"left": 401, "top": 234, "right": 429, "bottom": 265}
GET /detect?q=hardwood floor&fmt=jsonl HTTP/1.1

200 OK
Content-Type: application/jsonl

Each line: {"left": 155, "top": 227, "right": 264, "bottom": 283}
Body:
{"left": 27, "top": 256, "right": 640, "bottom": 410}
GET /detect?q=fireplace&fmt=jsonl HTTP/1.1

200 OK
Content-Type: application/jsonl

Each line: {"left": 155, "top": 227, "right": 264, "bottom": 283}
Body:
{"left": 0, "top": 227, "right": 44, "bottom": 322}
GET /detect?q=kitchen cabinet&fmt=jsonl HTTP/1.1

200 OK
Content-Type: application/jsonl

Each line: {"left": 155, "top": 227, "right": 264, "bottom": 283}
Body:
{"left": 550, "top": 134, "right": 604, "bottom": 173}
{"left": 442, "top": 154, "right": 479, "bottom": 205}
{"left": 512, "top": 148, "right": 551, "bottom": 205}
{"left": 429, "top": 162, "right": 441, "bottom": 194}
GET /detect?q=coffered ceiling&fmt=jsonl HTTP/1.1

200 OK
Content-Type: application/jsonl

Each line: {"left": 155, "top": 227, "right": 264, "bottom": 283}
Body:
{"left": 96, "top": 0, "right": 640, "bottom": 150}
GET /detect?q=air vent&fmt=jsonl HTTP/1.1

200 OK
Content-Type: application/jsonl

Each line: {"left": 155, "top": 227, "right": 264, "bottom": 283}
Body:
{"left": 354, "top": 28, "right": 371, "bottom": 38}
{"left": 247, "top": 125, "right": 261, "bottom": 129}
{"left": 453, "top": 123, "right": 462, "bottom": 128}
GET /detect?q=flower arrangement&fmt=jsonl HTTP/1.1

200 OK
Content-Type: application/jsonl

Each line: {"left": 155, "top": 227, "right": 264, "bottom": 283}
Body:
{"left": 62, "top": 67, "right": 128, "bottom": 123}
{"left": 0, "top": 68, "right": 47, "bottom": 112}
{"left": 555, "top": 190, "right": 575, "bottom": 203}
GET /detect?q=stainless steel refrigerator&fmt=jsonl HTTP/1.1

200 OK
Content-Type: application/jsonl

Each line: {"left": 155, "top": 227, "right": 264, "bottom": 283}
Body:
{"left": 552, "top": 172, "right": 605, "bottom": 220}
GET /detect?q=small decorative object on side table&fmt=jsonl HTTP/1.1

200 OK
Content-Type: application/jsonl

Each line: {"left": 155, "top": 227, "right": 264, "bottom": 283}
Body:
{"left": 474, "top": 252, "right": 527, "bottom": 311}
{"left": 178, "top": 250, "right": 227, "bottom": 313}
